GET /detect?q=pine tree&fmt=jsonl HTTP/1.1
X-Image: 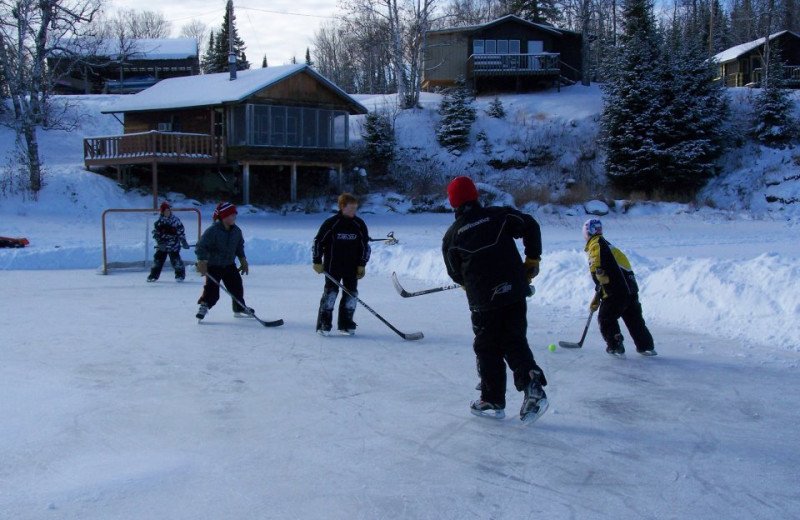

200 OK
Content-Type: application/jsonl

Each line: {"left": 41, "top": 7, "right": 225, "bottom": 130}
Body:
{"left": 486, "top": 97, "right": 505, "bottom": 118}
{"left": 436, "top": 81, "right": 476, "bottom": 152}
{"left": 599, "top": 0, "right": 668, "bottom": 192}
{"left": 361, "top": 111, "right": 395, "bottom": 172}
{"left": 752, "top": 43, "right": 798, "bottom": 146}
{"left": 262, "top": 55, "right": 268, "bottom": 68}
{"left": 654, "top": 34, "right": 729, "bottom": 190}
{"left": 201, "top": 32, "right": 216, "bottom": 74}
{"left": 210, "top": 0, "right": 250, "bottom": 73}
{"left": 305, "top": 48, "right": 313, "bottom": 67}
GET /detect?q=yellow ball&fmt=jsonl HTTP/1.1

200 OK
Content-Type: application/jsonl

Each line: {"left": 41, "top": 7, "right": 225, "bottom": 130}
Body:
{"left": 549, "top": 343, "right": 557, "bottom": 352}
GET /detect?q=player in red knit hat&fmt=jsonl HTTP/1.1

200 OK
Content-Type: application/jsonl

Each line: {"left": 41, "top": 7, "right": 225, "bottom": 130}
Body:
{"left": 442, "top": 176, "right": 549, "bottom": 424}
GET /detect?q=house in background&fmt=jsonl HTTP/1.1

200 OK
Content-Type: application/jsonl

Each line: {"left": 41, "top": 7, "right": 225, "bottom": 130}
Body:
{"left": 713, "top": 31, "right": 800, "bottom": 88}
{"left": 422, "top": 15, "right": 583, "bottom": 93}
{"left": 83, "top": 64, "right": 368, "bottom": 208}
{"left": 50, "top": 38, "right": 199, "bottom": 95}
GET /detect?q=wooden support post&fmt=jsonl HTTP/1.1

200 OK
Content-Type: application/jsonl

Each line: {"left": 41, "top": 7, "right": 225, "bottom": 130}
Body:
{"left": 152, "top": 162, "right": 158, "bottom": 209}
{"left": 242, "top": 163, "right": 251, "bottom": 205}
{"left": 291, "top": 163, "right": 298, "bottom": 202}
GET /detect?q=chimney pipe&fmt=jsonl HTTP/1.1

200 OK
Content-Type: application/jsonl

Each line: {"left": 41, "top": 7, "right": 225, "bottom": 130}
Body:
{"left": 229, "top": 51, "right": 237, "bottom": 80}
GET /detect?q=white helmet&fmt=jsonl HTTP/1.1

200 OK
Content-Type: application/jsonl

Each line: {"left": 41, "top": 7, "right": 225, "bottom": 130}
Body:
{"left": 583, "top": 218, "right": 603, "bottom": 242}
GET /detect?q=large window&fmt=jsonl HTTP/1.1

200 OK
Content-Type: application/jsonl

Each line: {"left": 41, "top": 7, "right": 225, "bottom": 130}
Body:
{"left": 228, "top": 104, "right": 349, "bottom": 149}
{"left": 473, "top": 39, "right": 521, "bottom": 54}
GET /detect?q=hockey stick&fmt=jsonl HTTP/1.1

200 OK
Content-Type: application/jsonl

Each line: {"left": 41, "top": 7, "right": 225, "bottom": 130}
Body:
{"left": 391, "top": 272, "right": 536, "bottom": 299}
{"left": 368, "top": 231, "right": 398, "bottom": 245}
{"left": 204, "top": 273, "right": 284, "bottom": 327}
{"left": 391, "top": 272, "right": 460, "bottom": 298}
{"left": 322, "top": 271, "right": 423, "bottom": 341}
{"left": 558, "top": 295, "right": 598, "bottom": 349}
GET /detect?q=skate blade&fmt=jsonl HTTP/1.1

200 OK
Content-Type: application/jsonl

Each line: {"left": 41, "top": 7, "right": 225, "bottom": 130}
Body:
{"left": 521, "top": 398, "right": 549, "bottom": 424}
{"left": 607, "top": 352, "right": 626, "bottom": 359}
{"left": 470, "top": 408, "right": 506, "bottom": 420}
{"left": 638, "top": 350, "right": 658, "bottom": 356}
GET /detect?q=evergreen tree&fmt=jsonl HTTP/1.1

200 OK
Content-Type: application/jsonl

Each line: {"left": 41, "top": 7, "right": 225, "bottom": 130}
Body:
{"left": 599, "top": 0, "right": 667, "bottom": 192}
{"left": 752, "top": 44, "right": 798, "bottom": 146}
{"left": 210, "top": 0, "right": 250, "bottom": 73}
{"left": 656, "top": 35, "right": 729, "bottom": 190}
{"left": 262, "top": 55, "right": 268, "bottom": 68}
{"left": 361, "top": 111, "right": 395, "bottom": 172}
{"left": 201, "top": 32, "right": 217, "bottom": 74}
{"left": 305, "top": 48, "right": 313, "bottom": 67}
{"left": 436, "top": 82, "right": 476, "bottom": 152}
{"left": 486, "top": 96, "right": 505, "bottom": 118}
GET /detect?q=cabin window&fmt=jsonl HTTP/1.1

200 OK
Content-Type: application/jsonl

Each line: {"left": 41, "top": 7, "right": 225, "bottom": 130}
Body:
{"left": 510, "top": 40, "right": 520, "bottom": 53}
{"left": 228, "top": 104, "right": 349, "bottom": 149}
{"left": 497, "top": 40, "right": 508, "bottom": 54}
{"left": 473, "top": 40, "right": 484, "bottom": 54}
{"left": 485, "top": 40, "right": 497, "bottom": 53}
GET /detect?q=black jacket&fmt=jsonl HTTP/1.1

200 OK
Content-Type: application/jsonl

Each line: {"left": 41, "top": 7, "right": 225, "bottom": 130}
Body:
{"left": 442, "top": 201, "right": 541, "bottom": 312}
{"left": 313, "top": 212, "right": 371, "bottom": 278}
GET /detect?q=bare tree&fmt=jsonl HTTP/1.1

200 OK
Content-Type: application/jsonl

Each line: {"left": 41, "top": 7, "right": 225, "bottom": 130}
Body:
{"left": 99, "top": 8, "right": 172, "bottom": 40}
{"left": 179, "top": 19, "right": 209, "bottom": 52}
{"left": 0, "top": 0, "right": 100, "bottom": 195}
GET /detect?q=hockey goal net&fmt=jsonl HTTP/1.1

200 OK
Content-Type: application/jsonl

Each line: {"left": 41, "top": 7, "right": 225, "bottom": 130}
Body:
{"left": 101, "top": 208, "right": 202, "bottom": 274}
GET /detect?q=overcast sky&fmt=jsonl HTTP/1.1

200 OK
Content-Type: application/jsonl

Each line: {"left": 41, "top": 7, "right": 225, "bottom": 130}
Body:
{"left": 109, "top": 0, "right": 340, "bottom": 67}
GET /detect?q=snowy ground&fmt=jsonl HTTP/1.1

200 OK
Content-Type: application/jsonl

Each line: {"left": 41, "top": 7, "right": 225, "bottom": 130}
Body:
{"left": 2, "top": 208, "right": 800, "bottom": 519}
{"left": 2, "top": 89, "right": 800, "bottom": 518}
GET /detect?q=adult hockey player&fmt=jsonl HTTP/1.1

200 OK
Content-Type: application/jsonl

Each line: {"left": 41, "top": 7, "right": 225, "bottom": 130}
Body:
{"left": 147, "top": 202, "right": 190, "bottom": 282}
{"left": 583, "top": 218, "right": 657, "bottom": 358}
{"left": 194, "top": 202, "right": 252, "bottom": 320}
{"left": 312, "top": 193, "right": 371, "bottom": 335}
{"left": 442, "top": 176, "right": 548, "bottom": 424}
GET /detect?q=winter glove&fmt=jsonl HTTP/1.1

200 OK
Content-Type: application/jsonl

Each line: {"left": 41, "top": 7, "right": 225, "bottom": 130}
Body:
{"left": 238, "top": 257, "right": 249, "bottom": 276}
{"left": 589, "top": 292, "right": 601, "bottom": 312}
{"left": 196, "top": 260, "right": 208, "bottom": 276}
{"left": 357, "top": 266, "right": 366, "bottom": 280}
{"left": 524, "top": 257, "right": 540, "bottom": 283}
{"left": 312, "top": 263, "right": 324, "bottom": 274}
{"left": 181, "top": 238, "right": 190, "bottom": 249}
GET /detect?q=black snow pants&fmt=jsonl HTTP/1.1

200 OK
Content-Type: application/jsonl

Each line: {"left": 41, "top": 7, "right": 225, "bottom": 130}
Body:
{"left": 316, "top": 276, "right": 358, "bottom": 331}
{"left": 472, "top": 299, "right": 546, "bottom": 408}
{"left": 199, "top": 264, "right": 247, "bottom": 312}
{"left": 149, "top": 250, "right": 185, "bottom": 280}
{"left": 598, "top": 293, "right": 654, "bottom": 352}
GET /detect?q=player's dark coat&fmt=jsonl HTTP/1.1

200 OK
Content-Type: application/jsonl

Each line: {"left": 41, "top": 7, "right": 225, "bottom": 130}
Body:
{"left": 442, "top": 201, "right": 541, "bottom": 312}
{"left": 312, "top": 212, "right": 371, "bottom": 278}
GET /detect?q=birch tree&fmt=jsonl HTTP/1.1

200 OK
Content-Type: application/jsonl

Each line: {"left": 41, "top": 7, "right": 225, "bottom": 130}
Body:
{"left": 0, "top": 0, "right": 100, "bottom": 195}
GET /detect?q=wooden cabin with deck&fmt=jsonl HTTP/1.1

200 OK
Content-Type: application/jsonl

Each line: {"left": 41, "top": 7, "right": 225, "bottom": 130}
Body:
{"left": 713, "top": 31, "right": 800, "bottom": 88}
{"left": 50, "top": 38, "right": 199, "bottom": 95}
{"left": 422, "top": 15, "right": 583, "bottom": 93}
{"left": 84, "top": 64, "right": 368, "bottom": 208}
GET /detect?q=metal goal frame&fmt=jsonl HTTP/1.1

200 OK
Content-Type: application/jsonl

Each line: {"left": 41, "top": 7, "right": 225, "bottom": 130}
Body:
{"left": 101, "top": 208, "right": 202, "bottom": 275}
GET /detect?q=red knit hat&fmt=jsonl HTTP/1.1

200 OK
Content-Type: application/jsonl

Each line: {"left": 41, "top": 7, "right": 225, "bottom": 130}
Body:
{"left": 447, "top": 176, "right": 479, "bottom": 208}
{"left": 160, "top": 201, "right": 171, "bottom": 213}
{"left": 213, "top": 202, "right": 237, "bottom": 221}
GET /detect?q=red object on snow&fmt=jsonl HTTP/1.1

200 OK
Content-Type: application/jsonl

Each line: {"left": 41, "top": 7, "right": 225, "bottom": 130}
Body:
{"left": 0, "top": 236, "right": 29, "bottom": 248}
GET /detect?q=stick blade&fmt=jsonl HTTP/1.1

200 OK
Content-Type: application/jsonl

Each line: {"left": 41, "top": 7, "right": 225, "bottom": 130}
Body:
{"left": 402, "top": 331, "right": 424, "bottom": 341}
{"left": 260, "top": 318, "right": 284, "bottom": 327}
{"left": 391, "top": 272, "right": 412, "bottom": 297}
{"left": 558, "top": 341, "right": 582, "bottom": 349}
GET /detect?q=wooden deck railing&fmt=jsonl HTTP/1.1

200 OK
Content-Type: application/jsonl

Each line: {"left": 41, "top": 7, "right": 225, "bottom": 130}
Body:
{"left": 84, "top": 131, "right": 225, "bottom": 167}
{"left": 468, "top": 53, "right": 561, "bottom": 76}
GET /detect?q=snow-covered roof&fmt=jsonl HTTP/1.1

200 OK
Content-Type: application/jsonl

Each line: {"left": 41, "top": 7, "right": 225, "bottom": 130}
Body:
{"left": 712, "top": 30, "right": 800, "bottom": 63}
{"left": 429, "top": 14, "right": 563, "bottom": 37}
{"left": 101, "top": 64, "right": 368, "bottom": 114}
{"left": 56, "top": 38, "right": 198, "bottom": 60}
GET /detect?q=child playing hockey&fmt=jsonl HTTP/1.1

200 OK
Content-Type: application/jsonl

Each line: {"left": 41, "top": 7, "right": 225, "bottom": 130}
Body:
{"left": 194, "top": 202, "right": 252, "bottom": 321}
{"left": 312, "top": 193, "right": 371, "bottom": 335}
{"left": 583, "top": 218, "right": 657, "bottom": 358}
{"left": 147, "top": 202, "right": 190, "bottom": 282}
{"left": 442, "top": 176, "right": 549, "bottom": 424}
